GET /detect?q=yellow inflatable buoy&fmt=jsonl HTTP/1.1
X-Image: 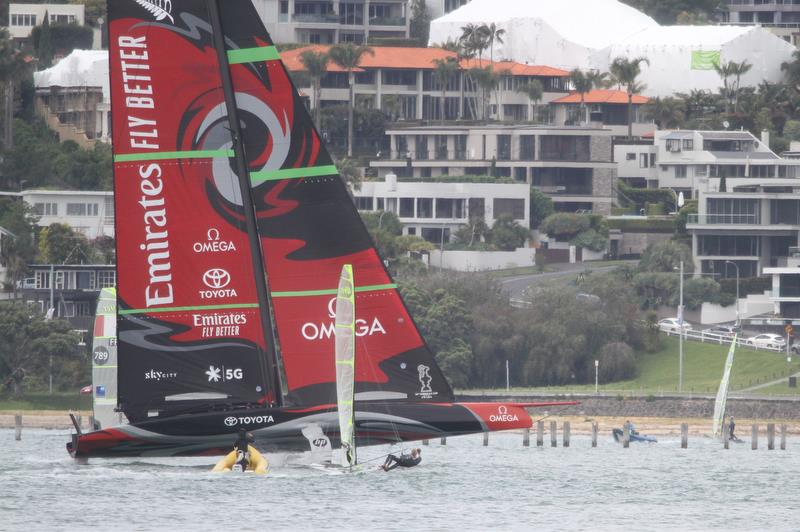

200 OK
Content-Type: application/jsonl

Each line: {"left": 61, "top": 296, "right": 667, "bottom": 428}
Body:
{"left": 212, "top": 445, "right": 268, "bottom": 475}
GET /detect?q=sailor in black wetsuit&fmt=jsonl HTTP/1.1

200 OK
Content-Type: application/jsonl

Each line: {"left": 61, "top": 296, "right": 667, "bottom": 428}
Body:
{"left": 728, "top": 416, "right": 736, "bottom": 441}
{"left": 382, "top": 448, "right": 421, "bottom": 471}
{"left": 233, "top": 429, "right": 254, "bottom": 472}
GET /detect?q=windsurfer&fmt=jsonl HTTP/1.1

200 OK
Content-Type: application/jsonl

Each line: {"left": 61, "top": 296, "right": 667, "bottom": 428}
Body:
{"left": 381, "top": 448, "right": 421, "bottom": 471}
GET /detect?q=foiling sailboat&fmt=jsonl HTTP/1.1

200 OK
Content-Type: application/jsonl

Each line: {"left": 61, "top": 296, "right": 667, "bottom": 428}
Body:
{"left": 68, "top": 0, "right": 572, "bottom": 459}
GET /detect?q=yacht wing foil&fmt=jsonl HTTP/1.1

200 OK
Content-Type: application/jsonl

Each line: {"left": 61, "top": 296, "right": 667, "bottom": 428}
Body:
{"left": 68, "top": 0, "right": 576, "bottom": 459}
{"left": 712, "top": 334, "right": 737, "bottom": 438}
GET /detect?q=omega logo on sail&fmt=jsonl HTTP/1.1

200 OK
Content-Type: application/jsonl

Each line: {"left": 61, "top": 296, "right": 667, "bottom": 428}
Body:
{"left": 300, "top": 297, "right": 387, "bottom": 341}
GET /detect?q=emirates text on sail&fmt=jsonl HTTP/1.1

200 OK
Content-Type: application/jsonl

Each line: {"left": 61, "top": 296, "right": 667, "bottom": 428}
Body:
{"left": 118, "top": 34, "right": 174, "bottom": 307}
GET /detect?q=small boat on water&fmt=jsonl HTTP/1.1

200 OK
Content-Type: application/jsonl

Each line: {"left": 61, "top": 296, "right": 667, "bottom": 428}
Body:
{"left": 612, "top": 428, "right": 657, "bottom": 443}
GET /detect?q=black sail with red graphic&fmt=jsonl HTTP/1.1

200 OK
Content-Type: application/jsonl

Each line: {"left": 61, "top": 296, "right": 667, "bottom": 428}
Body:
{"left": 216, "top": 1, "right": 454, "bottom": 406}
{"left": 108, "top": 0, "right": 278, "bottom": 421}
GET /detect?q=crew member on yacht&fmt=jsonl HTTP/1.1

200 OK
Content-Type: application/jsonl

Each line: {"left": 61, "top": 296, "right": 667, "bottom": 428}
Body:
{"left": 382, "top": 448, "right": 422, "bottom": 471}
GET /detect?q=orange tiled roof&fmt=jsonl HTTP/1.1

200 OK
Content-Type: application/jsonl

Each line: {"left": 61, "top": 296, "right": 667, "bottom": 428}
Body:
{"left": 281, "top": 45, "right": 457, "bottom": 72}
{"left": 281, "top": 45, "right": 568, "bottom": 76}
{"left": 552, "top": 89, "right": 650, "bottom": 105}
{"left": 459, "top": 58, "right": 568, "bottom": 77}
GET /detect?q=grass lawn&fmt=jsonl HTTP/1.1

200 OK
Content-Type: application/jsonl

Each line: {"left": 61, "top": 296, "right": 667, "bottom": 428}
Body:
{"left": 0, "top": 392, "right": 91, "bottom": 411}
{"left": 479, "top": 336, "right": 800, "bottom": 396}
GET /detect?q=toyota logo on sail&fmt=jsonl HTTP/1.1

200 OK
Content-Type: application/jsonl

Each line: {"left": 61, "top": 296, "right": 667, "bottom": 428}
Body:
{"left": 224, "top": 416, "right": 238, "bottom": 427}
{"left": 203, "top": 268, "right": 231, "bottom": 289}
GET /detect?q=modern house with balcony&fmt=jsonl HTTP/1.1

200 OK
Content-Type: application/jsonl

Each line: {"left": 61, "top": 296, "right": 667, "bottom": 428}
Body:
{"left": 550, "top": 89, "right": 654, "bottom": 139}
{"left": 764, "top": 247, "right": 800, "bottom": 318}
{"left": 370, "top": 124, "right": 616, "bottom": 215}
{"left": 615, "top": 142, "right": 659, "bottom": 189}
{"left": 353, "top": 174, "right": 529, "bottom": 243}
{"left": 280, "top": 45, "right": 570, "bottom": 121}
{"left": 8, "top": 3, "right": 84, "bottom": 44}
{"left": 722, "top": 0, "right": 800, "bottom": 45}
{"left": 687, "top": 174, "right": 800, "bottom": 280}
{"left": 252, "top": 0, "right": 410, "bottom": 44}
{"left": 21, "top": 190, "right": 114, "bottom": 240}
{"left": 20, "top": 263, "right": 116, "bottom": 345}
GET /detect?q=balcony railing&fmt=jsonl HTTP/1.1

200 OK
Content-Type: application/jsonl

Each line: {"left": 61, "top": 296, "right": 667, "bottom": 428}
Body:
{"left": 293, "top": 13, "right": 339, "bottom": 23}
{"left": 687, "top": 214, "right": 760, "bottom": 225}
{"left": 368, "top": 16, "right": 405, "bottom": 26}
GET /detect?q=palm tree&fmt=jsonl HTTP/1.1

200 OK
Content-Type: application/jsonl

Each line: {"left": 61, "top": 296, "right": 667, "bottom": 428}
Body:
{"left": 459, "top": 23, "right": 488, "bottom": 66}
{"left": 643, "top": 96, "right": 685, "bottom": 129}
{"left": 469, "top": 66, "right": 499, "bottom": 121}
{"left": 299, "top": 49, "right": 329, "bottom": 131}
{"left": 432, "top": 57, "right": 460, "bottom": 123}
{"left": 609, "top": 56, "right": 650, "bottom": 138}
{"left": 516, "top": 79, "right": 544, "bottom": 122}
{"left": 715, "top": 60, "right": 752, "bottom": 114}
{"left": 329, "top": 43, "right": 374, "bottom": 157}
{"left": 481, "top": 22, "right": 505, "bottom": 65}
{"left": 781, "top": 49, "right": 800, "bottom": 91}
{"left": 568, "top": 69, "right": 594, "bottom": 125}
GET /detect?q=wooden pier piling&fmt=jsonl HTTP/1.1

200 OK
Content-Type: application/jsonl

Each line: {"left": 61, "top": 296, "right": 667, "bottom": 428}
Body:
{"left": 14, "top": 414, "right": 21, "bottom": 441}
{"left": 483, "top": 432, "right": 489, "bottom": 446}
{"left": 563, "top": 421, "right": 570, "bottom": 448}
{"left": 622, "top": 422, "right": 630, "bottom": 448}
{"left": 550, "top": 421, "right": 557, "bottom": 448}
{"left": 681, "top": 423, "right": 688, "bottom": 449}
{"left": 781, "top": 425, "right": 787, "bottom": 450}
{"left": 767, "top": 423, "right": 775, "bottom": 450}
{"left": 422, "top": 439, "right": 429, "bottom": 446}
{"left": 440, "top": 437, "right": 447, "bottom": 445}
{"left": 523, "top": 427, "right": 530, "bottom": 447}
{"left": 536, "top": 421, "right": 544, "bottom": 447}
{"left": 723, "top": 423, "right": 729, "bottom": 449}
{"left": 751, "top": 425, "right": 758, "bottom": 450}
{"left": 591, "top": 422, "right": 598, "bottom": 448}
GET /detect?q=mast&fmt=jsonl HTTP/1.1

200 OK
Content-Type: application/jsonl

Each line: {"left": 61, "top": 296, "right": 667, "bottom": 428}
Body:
{"left": 206, "top": 0, "right": 281, "bottom": 406}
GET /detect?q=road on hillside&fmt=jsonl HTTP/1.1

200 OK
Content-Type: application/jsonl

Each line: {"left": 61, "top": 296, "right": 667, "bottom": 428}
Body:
{"left": 499, "top": 260, "right": 636, "bottom": 306}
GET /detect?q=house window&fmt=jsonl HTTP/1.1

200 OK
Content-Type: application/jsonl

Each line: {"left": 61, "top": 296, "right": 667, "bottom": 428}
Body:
{"left": 376, "top": 198, "right": 385, "bottom": 210}
{"left": 11, "top": 13, "right": 36, "bottom": 26}
{"left": 682, "top": 139, "right": 694, "bottom": 151}
{"left": 666, "top": 139, "right": 682, "bottom": 152}
{"left": 416, "top": 198, "right": 433, "bottom": 218}
{"left": 97, "top": 270, "right": 116, "bottom": 288}
{"left": 696, "top": 165, "right": 708, "bottom": 177}
{"left": 520, "top": 136, "right": 535, "bottom": 161}
{"left": 674, "top": 166, "right": 687, "bottom": 178}
{"left": 340, "top": 3, "right": 364, "bottom": 25}
{"left": 33, "top": 202, "right": 58, "bottom": 216}
{"left": 67, "top": 203, "right": 87, "bottom": 216}
{"left": 75, "top": 302, "right": 92, "bottom": 316}
{"left": 354, "top": 196, "right": 373, "bottom": 210}
{"left": 50, "top": 14, "right": 76, "bottom": 24}
{"left": 639, "top": 154, "right": 649, "bottom": 168}
{"left": 35, "top": 271, "right": 50, "bottom": 289}
{"left": 626, "top": 153, "right": 636, "bottom": 161}
{"left": 497, "top": 135, "right": 511, "bottom": 161}
{"left": 399, "top": 198, "right": 415, "bottom": 217}
{"left": 493, "top": 198, "right": 525, "bottom": 220}
{"left": 76, "top": 271, "right": 95, "bottom": 290}
{"left": 468, "top": 198, "right": 485, "bottom": 219}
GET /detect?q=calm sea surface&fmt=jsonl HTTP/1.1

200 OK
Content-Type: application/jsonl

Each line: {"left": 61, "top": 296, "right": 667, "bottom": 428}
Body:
{"left": 1, "top": 428, "right": 798, "bottom": 531}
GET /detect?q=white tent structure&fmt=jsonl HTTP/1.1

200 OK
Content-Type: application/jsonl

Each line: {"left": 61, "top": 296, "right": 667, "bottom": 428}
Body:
{"left": 33, "top": 50, "right": 110, "bottom": 101}
{"left": 429, "top": 0, "right": 797, "bottom": 97}
{"left": 598, "top": 26, "right": 797, "bottom": 97}
{"left": 428, "top": 0, "right": 658, "bottom": 70}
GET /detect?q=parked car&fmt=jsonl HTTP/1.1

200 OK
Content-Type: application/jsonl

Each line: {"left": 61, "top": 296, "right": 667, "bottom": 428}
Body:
{"left": 701, "top": 325, "right": 740, "bottom": 338}
{"left": 658, "top": 318, "right": 692, "bottom": 333}
{"left": 745, "top": 333, "right": 786, "bottom": 349}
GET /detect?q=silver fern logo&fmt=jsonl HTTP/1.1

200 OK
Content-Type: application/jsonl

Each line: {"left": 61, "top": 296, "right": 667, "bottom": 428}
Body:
{"left": 133, "top": 0, "right": 175, "bottom": 23}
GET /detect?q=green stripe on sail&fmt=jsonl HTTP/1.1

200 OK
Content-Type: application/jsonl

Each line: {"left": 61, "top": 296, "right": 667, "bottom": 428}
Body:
{"left": 227, "top": 46, "right": 281, "bottom": 64}
{"left": 114, "top": 149, "right": 234, "bottom": 162}
{"left": 271, "top": 283, "right": 397, "bottom": 298}
{"left": 93, "top": 365, "right": 118, "bottom": 369}
{"left": 120, "top": 303, "right": 259, "bottom": 315}
{"left": 250, "top": 165, "right": 338, "bottom": 185}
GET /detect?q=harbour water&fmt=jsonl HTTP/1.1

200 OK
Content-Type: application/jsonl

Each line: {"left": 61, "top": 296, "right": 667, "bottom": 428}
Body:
{"left": 1, "top": 428, "right": 798, "bottom": 531}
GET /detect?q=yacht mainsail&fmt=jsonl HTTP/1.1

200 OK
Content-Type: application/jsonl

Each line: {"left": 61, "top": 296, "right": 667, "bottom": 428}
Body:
{"left": 712, "top": 335, "right": 737, "bottom": 438}
{"left": 335, "top": 264, "right": 356, "bottom": 467}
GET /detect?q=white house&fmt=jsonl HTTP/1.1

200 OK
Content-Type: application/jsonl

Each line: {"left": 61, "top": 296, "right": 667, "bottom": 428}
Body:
{"left": 22, "top": 190, "right": 114, "bottom": 240}
{"left": 8, "top": 3, "right": 84, "bottom": 40}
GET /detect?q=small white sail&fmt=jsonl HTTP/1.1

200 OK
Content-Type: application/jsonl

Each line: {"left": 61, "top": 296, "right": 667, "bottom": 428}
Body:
{"left": 335, "top": 264, "right": 356, "bottom": 467}
{"left": 712, "top": 334, "right": 737, "bottom": 438}
{"left": 91, "top": 287, "right": 124, "bottom": 429}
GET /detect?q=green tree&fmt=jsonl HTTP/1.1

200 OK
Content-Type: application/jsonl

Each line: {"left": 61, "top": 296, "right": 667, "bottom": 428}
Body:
{"left": 781, "top": 49, "right": 800, "bottom": 91}
{"left": 435, "top": 338, "right": 472, "bottom": 389}
{"left": 489, "top": 214, "right": 529, "bottom": 251}
{"left": 568, "top": 69, "right": 594, "bottom": 125}
{"left": 643, "top": 96, "right": 685, "bottom": 129}
{"left": 459, "top": 23, "right": 488, "bottom": 66}
{"left": 409, "top": 0, "right": 431, "bottom": 44}
{"left": 299, "top": 49, "right": 329, "bottom": 131}
{"left": 469, "top": 66, "right": 499, "bottom": 121}
{"left": 0, "top": 28, "right": 30, "bottom": 151}
{"left": 529, "top": 188, "right": 554, "bottom": 229}
{"left": 0, "top": 198, "right": 38, "bottom": 290}
{"left": 714, "top": 59, "right": 752, "bottom": 114}
{"left": 481, "top": 22, "right": 505, "bottom": 65}
{"left": 609, "top": 56, "right": 650, "bottom": 138}
{"left": 516, "top": 79, "right": 544, "bottom": 122}
{"left": 638, "top": 240, "right": 693, "bottom": 273}
{"left": 38, "top": 223, "right": 95, "bottom": 264}
{"left": 336, "top": 157, "right": 362, "bottom": 192}
{"left": 432, "top": 57, "right": 460, "bottom": 123}
{"left": 329, "top": 43, "right": 375, "bottom": 157}
{"left": 540, "top": 212, "right": 591, "bottom": 240}
{"left": 71, "top": 0, "right": 106, "bottom": 26}
{"left": 37, "top": 11, "right": 54, "bottom": 69}
{"left": 596, "top": 342, "right": 636, "bottom": 383}
{"left": 0, "top": 302, "right": 82, "bottom": 396}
